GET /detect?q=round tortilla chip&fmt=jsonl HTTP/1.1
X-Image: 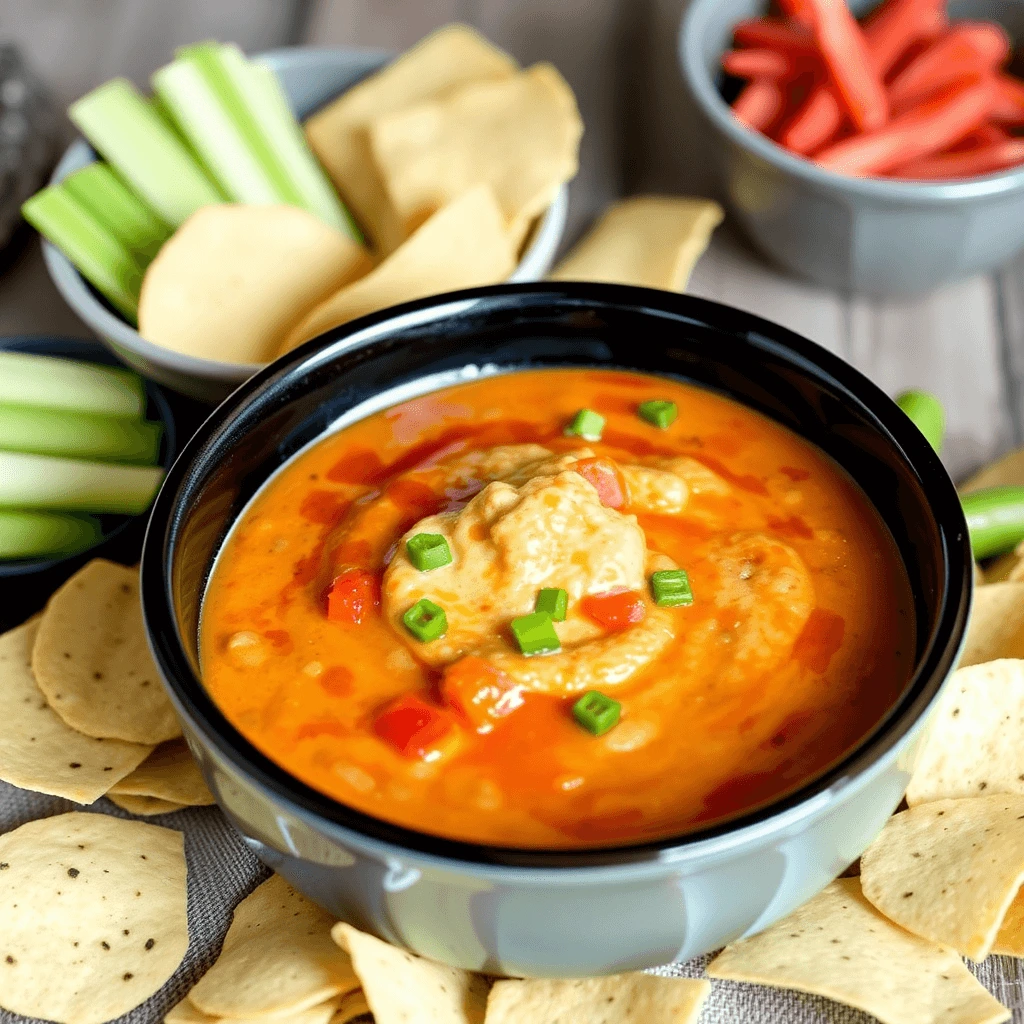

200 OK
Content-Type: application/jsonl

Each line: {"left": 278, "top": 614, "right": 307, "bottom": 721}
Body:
{"left": 0, "top": 618, "right": 152, "bottom": 803}
{"left": 109, "top": 738, "right": 215, "bottom": 807}
{"left": 0, "top": 811, "right": 188, "bottom": 1024}
{"left": 32, "top": 559, "right": 181, "bottom": 745}
{"left": 107, "top": 793, "right": 187, "bottom": 816}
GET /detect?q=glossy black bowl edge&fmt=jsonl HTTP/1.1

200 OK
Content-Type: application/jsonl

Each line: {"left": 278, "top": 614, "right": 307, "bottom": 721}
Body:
{"left": 141, "top": 282, "right": 972, "bottom": 870}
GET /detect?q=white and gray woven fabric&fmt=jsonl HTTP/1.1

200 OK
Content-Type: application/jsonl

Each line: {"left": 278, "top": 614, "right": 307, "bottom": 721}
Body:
{"left": 2, "top": 780, "right": 1022, "bottom": 1024}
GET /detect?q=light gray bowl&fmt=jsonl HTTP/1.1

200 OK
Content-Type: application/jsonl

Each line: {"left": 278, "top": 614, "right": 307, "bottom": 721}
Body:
{"left": 44, "top": 47, "right": 568, "bottom": 402}
{"left": 679, "top": 0, "right": 1024, "bottom": 295}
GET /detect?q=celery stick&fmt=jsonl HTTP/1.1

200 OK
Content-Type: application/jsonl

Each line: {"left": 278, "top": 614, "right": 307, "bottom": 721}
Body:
{"left": 0, "top": 510, "right": 102, "bottom": 559}
{"left": 69, "top": 78, "right": 223, "bottom": 226}
{"left": 0, "top": 451, "right": 163, "bottom": 514}
{"left": 63, "top": 163, "right": 171, "bottom": 263}
{"left": 0, "top": 406, "right": 161, "bottom": 464}
{"left": 0, "top": 353, "right": 145, "bottom": 418}
{"left": 21, "top": 186, "right": 142, "bottom": 322}
{"left": 248, "top": 57, "right": 361, "bottom": 240}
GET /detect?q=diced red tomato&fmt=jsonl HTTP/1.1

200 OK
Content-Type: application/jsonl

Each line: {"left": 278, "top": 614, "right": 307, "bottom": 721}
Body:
{"left": 581, "top": 589, "right": 646, "bottom": 631}
{"left": 442, "top": 656, "right": 524, "bottom": 732}
{"left": 573, "top": 458, "right": 627, "bottom": 509}
{"left": 326, "top": 569, "right": 379, "bottom": 624}
{"left": 373, "top": 695, "right": 455, "bottom": 759}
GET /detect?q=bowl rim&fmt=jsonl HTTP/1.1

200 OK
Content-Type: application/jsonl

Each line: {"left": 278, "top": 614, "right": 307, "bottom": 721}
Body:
{"left": 43, "top": 44, "right": 569, "bottom": 385}
{"left": 141, "top": 281, "right": 972, "bottom": 870}
{"left": 678, "top": 0, "right": 1024, "bottom": 202}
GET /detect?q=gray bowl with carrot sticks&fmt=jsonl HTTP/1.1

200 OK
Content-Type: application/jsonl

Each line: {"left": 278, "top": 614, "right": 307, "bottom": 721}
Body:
{"left": 679, "top": 0, "right": 1024, "bottom": 294}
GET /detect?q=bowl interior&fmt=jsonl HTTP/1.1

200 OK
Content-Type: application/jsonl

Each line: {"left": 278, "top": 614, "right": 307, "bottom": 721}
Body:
{"left": 142, "top": 283, "right": 971, "bottom": 866}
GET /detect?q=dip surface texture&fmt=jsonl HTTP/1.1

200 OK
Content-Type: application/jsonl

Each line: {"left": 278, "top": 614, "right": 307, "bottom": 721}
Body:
{"left": 201, "top": 369, "right": 914, "bottom": 848}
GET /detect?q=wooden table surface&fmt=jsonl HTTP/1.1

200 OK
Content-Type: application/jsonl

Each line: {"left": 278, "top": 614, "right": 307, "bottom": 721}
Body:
{"left": 2, "top": 0, "right": 1020, "bottom": 483}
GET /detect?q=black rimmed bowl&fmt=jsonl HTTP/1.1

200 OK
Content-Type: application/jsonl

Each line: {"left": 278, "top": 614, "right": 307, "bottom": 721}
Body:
{"left": 141, "top": 283, "right": 971, "bottom": 976}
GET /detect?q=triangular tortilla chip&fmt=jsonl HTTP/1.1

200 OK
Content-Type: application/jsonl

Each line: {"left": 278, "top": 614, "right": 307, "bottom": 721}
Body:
{"left": 279, "top": 186, "right": 515, "bottom": 354}
{"left": 0, "top": 617, "right": 151, "bottom": 803}
{"left": 332, "top": 923, "right": 488, "bottom": 1024}
{"left": 983, "top": 541, "right": 1024, "bottom": 583}
{"left": 906, "top": 659, "right": 1024, "bottom": 806}
{"left": 550, "top": 196, "right": 724, "bottom": 291}
{"left": 305, "top": 24, "right": 517, "bottom": 253}
{"left": 960, "top": 583, "right": 1024, "bottom": 666}
{"left": 107, "top": 793, "right": 187, "bottom": 816}
{"left": 109, "top": 738, "right": 214, "bottom": 807}
{"left": 164, "top": 995, "right": 343, "bottom": 1024}
{"left": 707, "top": 877, "right": 1009, "bottom": 1024}
{"left": 962, "top": 449, "right": 1024, "bottom": 493}
{"left": 861, "top": 796, "right": 1024, "bottom": 960}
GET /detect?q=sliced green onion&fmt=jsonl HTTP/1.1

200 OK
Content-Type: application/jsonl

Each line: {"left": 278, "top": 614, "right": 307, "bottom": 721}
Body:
{"left": 535, "top": 587, "right": 568, "bottom": 622}
{"left": 62, "top": 163, "right": 171, "bottom": 264}
{"left": 896, "top": 390, "right": 945, "bottom": 455}
{"left": 511, "top": 612, "right": 560, "bottom": 656}
{"left": 0, "top": 451, "right": 163, "bottom": 514}
{"left": 638, "top": 399, "right": 678, "bottom": 429}
{"left": 21, "top": 186, "right": 143, "bottom": 322}
{"left": 69, "top": 78, "right": 223, "bottom": 226}
{"left": 0, "top": 353, "right": 145, "bottom": 418}
{"left": 0, "top": 405, "right": 161, "bottom": 464}
{"left": 0, "top": 510, "right": 103, "bottom": 560}
{"left": 565, "top": 408, "right": 605, "bottom": 442}
{"left": 572, "top": 690, "right": 621, "bottom": 736}
{"left": 402, "top": 598, "right": 447, "bottom": 643}
{"left": 962, "top": 486, "right": 1024, "bottom": 560}
{"left": 406, "top": 533, "right": 452, "bottom": 571}
{"left": 651, "top": 568, "right": 694, "bottom": 607}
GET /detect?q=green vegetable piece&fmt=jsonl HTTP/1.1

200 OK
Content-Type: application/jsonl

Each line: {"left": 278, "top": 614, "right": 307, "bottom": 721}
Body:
{"left": 402, "top": 599, "right": 447, "bottom": 642}
{"left": 564, "top": 408, "right": 605, "bottom": 441}
{"left": 69, "top": 78, "right": 223, "bottom": 226}
{"left": 962, "top": 486, "right": 1024, "bottom": 560}
{"left": 22, "top": 186, "right": 143, "bottom": 322}
{"left": 896, "top": 390, "right": 945, "bottom": 455}
{"left": 572, "top": 690, "right": 621, "bottom": 736}
{"left": 0, "top": 510, "right": 103, "bottom": 560}
{"left": 407, "top": 533, "right": 452, "bottom": 571}
{"left": 0, "top": 352, "right": 145, "bottom": 418}
{"left": 0, "top": 405, "right": 161, "bottom": 464}
{"left": 511, "top": 611, "right": 561, "bottom": 656}
{"left": 638, "top": 399, "right": 678, "bottom": 429}
{"left": 535, "top": 587, "right": 568, "bottom": 622}
{"left": 651, "top": 568, "right": 694, "bottom": 607}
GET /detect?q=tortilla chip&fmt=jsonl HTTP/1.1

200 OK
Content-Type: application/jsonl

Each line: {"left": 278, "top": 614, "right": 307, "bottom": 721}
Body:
{"left": 107, "top": 793, "right": 187, "bottom": 816}
{"left": 984, "top": 543, "right": 1024, "bottom": 584}
{"left": 707, "top": 877, "right": 1008, "bottom": 1024}
{"left": 0, "top": 811, "right": 188, "bottom": 1024}
{"left": 333, "top": 923, "right": 489, "bottom": 1024}
{"left": 992, "top": 888, "right": 1024, "bottom": 955}
{"left": 860, "top": 796, "right": 1024, "bottom": 960}
{"left": 189, "top": 874, "right": 357, "bottom": 1017}
{"left": 109, "top": 738, "right": 215, "bottom": 807}
{"left": 279, "top": 186, "right": 515, "bottom": 354}
{"left": 962, "top": 448, "right": 1024, "bottom": 492}
{"left": 369, "top": 64, "right": 581, "bottom": 247}
{"left": 139, "top": 205, "right": 371, "bottom": 365}
{"left": 305, "top": 24, "right": 517, "bottom": 253}
{"left": 906, "top": 659, "right": 1024, "bottom": 806}
{"left": 0, "top": 618, "right": 151, "bottom": 803}
{"left": 164, "top": 998, "right": 215, "bottom": 1024}
{"left": 334, "top": 989, "right": 372, "bottom": 1023}
{"left": 32, "top": 559, "right": 181, "bottom": 745}
{"left": 164, "top": 995, "right": 343, "bottom": 1024}
{"left": 550, "top": 196, "right": 724, "bottom": 291}
{"left": 960, "top": 583, "right": 1024, "bottom": 666}
{"left": 485, "top": 975, "right": 710, "bottom": 1024}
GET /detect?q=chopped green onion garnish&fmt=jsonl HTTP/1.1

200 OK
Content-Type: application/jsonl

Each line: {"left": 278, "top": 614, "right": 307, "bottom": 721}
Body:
{"left": 402, "top": 599, "right": 447, "bottom": 642}
{"left": 638, "top": 399, "right": 678, "bottom": 430}
{"left": 572, "top": 691, "right": 621, "bottom": 736}
{"left": 565, "top": 408, "right": 604, "bottom": 441}
{"left": 896, "top": 390, "right": 945, "bottom": 455}
{"left": 407, "top": 533, "right": 452, "bottom": 571}
{"left": 535, "top": 587, "right": 568, "bottom": 622}
{"left": 511, "top": 612, "right": 561, "bottom": 656}
{"left": 651, "top": 569, "right": 694, "bottom": 607}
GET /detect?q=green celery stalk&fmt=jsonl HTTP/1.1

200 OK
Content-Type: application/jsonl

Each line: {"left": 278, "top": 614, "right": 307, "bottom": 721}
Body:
{"left": 69, "top": 78, "right": 223, "bottom": 226}
{"left": 21, "top": 186, "right": 142, "bottom": 322}
{"left": 0, "top": 352, "right": 145, "bottom": 418}
{"left": 0, "top": 405, "right": 161, "bottom": 464}
{"left": 962, "top": 486, "right": 1024, "bottom": 560}
{"left": 0, "top": 451, "right": 163, "bottom": 514}
{"left": 63, "top": 162, "right": 171, "bottom": 263}
{"left": 0, "top": 509, "right": 103, "bottom": 559}
{"left": 896, "top": 390, "right": 945, "bottom": 455}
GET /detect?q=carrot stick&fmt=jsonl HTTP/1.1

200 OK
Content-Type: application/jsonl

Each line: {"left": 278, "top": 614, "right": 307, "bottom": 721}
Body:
{"left": 723, "top": 48, "right": 802, "bottom": 80}
{"left": 888, "top": 139, "right": 1024, "bottom": 179}
{"left": 776, "top": 0, "right": 816, "bottom": 30}
{"left": 779, "top": 86, "right": 845, "bottom": 153}
{"left": 950, "top": 123, "right": 1010, "bottom": 152}
{"left": 732, "top": 79, "right": 787, "bottom": 131}
{"left": 815, "top": 77, "right": 995, "bottom": 175}
{"left": 732, "top": 18, "right": 815, "bottom": 56}
{"left": 991, "top": 74, "right": 1024, "bottom": 125}
{"left": 862, "top": 0, "right": 947, "bottom": 77}
{"left": 888, "top": 23, "right": 1010, "bottom": 110}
